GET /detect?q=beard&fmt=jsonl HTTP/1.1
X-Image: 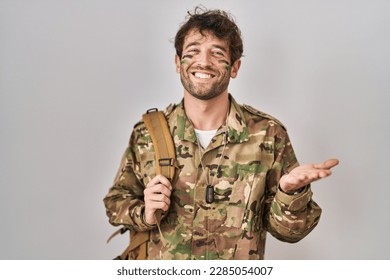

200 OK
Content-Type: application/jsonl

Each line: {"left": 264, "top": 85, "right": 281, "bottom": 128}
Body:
{"left": 180, "top": 69, "right": 231, "bottom": 101}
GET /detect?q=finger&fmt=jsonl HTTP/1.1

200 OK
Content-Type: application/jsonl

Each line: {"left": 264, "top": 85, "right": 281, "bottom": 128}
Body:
{"left": 147, "top": 174, "right": 172, "bottom": 190}
{"left": 153, "top": 201, "right": 170, "bottom": 212}
{"left": 147, "top": 193, "right": 171, "bottom": 204}
{"left": 145, "top": 201, "right": 170, "bottom": 212}
{"left": 145, "top": 191, "right": 171, "bottom": 205}
{"left": 314, "top": 158, "right": 339, "bottom": 170}
{"left": 318, "top": 169, "right": 332, "bottom": 178}
{"left": 145, "top": 196, "right": 171, "bottom": 210}
{"left": 144, "top": 184, "right": 172, "bottom": 197}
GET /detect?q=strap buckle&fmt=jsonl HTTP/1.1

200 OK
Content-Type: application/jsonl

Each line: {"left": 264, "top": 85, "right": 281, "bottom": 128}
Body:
{"left": 146, "top": 108, "right": 158, "bottom": 114}
{"left": 159, "top": 158, "right": 173, "bottom": 167}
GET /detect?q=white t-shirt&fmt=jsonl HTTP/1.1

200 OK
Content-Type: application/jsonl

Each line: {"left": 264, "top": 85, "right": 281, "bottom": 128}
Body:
{"left": 194, "top": 129, "right": 218, "bottom": 149}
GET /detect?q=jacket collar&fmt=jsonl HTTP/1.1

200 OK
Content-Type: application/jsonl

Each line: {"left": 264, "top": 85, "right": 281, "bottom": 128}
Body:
{"left": 168, "top": 94, "right": 249, "bottom": 148}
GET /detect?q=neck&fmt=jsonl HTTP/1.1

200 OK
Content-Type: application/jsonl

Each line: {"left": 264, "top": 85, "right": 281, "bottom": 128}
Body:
{"left": 184, "top": 92, "right": 229, "bottom": 130}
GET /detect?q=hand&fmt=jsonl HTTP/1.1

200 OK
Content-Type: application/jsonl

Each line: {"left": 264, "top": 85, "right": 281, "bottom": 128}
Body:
{"left": 279, "top": 158, "right": 339, "bottom": 193}
{"left": 144, "top": 175, "right": 172, "bottom": 225}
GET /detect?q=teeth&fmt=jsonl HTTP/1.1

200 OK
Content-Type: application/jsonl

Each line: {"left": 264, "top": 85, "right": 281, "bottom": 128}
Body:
{"left": 194, "top": 72, "right": 212, "bottom": 79}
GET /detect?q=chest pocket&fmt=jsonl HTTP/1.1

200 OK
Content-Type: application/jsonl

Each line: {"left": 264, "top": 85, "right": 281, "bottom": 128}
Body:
{"left": 223, "top": 144, "right": 273, "bottom": 231}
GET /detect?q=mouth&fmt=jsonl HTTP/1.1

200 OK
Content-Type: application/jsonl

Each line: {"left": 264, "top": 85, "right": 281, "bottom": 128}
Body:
{"left": 191, "top": 72, "right": 216, "bottom": 79}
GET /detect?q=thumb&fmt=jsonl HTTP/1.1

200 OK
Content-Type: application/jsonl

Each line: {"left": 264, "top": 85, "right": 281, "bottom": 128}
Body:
{"left": 314, "top": 158, "right": 340, "bottom": 169}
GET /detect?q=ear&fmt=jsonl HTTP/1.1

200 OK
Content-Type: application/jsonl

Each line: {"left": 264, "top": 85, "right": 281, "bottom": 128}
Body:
{"left": 175, "top": 54, "right": 181, "bottom": 73}
{"left": 230, "top": 59, "right": 241, "bottom": 79}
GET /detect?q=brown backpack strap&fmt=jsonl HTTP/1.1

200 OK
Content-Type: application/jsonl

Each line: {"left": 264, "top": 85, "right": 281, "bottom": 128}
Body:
{"left": 142, "top": 108, "right": 175, "bottom": 249}
{"left": 119, "top": 231, "right": 150, "bottom": 260}
{"left": 109, "top": 108, "right": 175, "bottom": 260}
{"left": 142, "top": 108, "right": 176, "bottom": 181}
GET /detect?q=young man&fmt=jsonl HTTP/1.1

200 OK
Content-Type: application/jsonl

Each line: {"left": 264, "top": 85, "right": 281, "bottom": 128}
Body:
{"left": 104, "top": 8, "right": 339, "bottom": 260}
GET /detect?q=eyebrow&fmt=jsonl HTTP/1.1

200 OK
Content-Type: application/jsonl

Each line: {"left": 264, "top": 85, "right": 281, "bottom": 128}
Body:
{"left": 184, "top": 42, "right": 228, "bottom": 53}
{"left": 184, "top": 42, "right": 199, "bottom": 49}
{"left": 212, "top": 44, "right": 228, "bottom": 53}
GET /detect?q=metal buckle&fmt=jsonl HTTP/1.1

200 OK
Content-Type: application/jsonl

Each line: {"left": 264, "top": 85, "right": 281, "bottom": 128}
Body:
{"left": 146, "top": 108, "right": 158, "bottom": 114}
{"left": 159, "top": 158, "right": 173, "bottom": 167}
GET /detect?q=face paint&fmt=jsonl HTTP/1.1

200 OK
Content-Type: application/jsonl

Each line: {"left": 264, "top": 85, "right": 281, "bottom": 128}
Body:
{"left": 180, "top": 59, "right": 189, "bottom": 65}
{"left": 218, "top": 59, "right": 231, "bottom": 71}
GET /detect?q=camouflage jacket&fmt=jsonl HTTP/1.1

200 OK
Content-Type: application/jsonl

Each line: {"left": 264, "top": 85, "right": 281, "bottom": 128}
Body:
{"left": 104, "top": 95, "right": 322, "bottom": 260}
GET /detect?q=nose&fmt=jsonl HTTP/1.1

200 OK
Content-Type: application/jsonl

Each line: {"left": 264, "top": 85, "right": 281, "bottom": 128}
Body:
{"left": 196, "top": 51, "right": 212, "bottom": 67}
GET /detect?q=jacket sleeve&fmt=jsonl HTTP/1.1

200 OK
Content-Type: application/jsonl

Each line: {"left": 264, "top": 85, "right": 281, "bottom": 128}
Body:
{"left": 263, "top": 126, "right": 322, "bottom": 243}
{"left": 103, "top": 130, "right": 157, "bottom": 232}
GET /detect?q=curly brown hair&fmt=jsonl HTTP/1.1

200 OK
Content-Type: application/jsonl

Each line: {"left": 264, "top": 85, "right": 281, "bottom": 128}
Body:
{"left": 174, "top": 7, "right": 244, "bottom": 64}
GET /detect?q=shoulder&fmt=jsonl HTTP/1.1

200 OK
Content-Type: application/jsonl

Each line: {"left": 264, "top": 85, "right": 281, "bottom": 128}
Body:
{"left": 163, "top": 103, "right": 176, "bottom": 117}
{"left": 133, "top": 103, "right": 177, "bottom": 130}
{"left": 241, "top": 104, "right": 287, "bottom": 131}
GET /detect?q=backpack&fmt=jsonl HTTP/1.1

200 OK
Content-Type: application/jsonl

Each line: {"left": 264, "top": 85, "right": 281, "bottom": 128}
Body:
{"left": 107, "top": 108, "right": 176, "bottom": 260}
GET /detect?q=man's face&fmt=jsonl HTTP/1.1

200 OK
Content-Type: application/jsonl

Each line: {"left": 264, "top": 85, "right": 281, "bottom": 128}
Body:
{"left": 175, "top": 29, "right": 240, "bottom": 100}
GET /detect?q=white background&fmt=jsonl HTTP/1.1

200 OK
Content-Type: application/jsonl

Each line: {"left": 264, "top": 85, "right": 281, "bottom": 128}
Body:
{"left": 1, "top": 0, "right": 389, "bottom": 259}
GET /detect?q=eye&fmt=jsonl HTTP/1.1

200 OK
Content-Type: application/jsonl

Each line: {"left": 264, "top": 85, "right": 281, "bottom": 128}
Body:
{"left": 212, "top": 50, "right": 225, "bottom": 57}
{"left": 182, "top": 49, "right": 198, "bottom": 59}
{"left": 188, "top": 48, "right": 199, "bottom": 54}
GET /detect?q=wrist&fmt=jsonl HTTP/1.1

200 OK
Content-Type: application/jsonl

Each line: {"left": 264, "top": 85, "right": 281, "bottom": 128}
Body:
{"left": 143, "top": 208, "right": 157, "bottom": 226}
{"left": 278, "top": 185, "right": 305, "bottom": 195}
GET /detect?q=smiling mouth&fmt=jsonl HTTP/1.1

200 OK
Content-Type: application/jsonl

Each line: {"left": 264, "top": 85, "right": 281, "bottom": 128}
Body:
{"left": 192, "top": 72, "right": 215, "bottom": 79}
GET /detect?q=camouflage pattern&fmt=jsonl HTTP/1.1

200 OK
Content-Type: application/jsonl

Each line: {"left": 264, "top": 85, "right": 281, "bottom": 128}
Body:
{"left": 103, "top": 95, "right": 322, "bottom": 260}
